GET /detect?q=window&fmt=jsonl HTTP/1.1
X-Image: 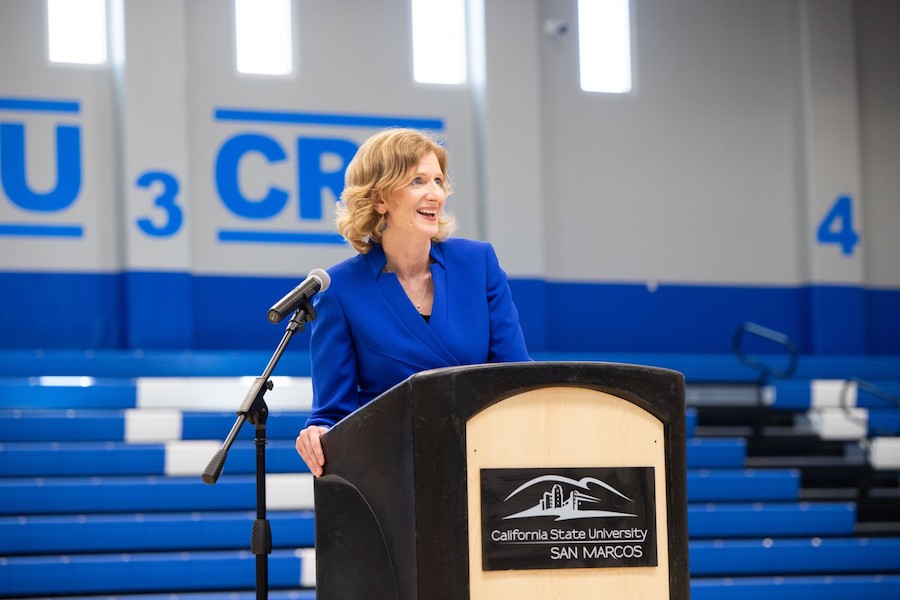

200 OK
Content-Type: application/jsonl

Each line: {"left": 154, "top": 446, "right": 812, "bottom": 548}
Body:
{"left": 411, "top": 0, "right": 467, "bottom": 85}
{"left": 47, "top": 0, "right": 108, "bottom": 65}
{"left": 578, "top": 0, "right": 632, "bottom": 93}
{"left": 235, "top": 0, "right": 293, "bottom": 76}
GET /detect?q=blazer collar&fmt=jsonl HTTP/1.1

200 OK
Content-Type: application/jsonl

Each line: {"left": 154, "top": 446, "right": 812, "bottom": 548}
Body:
{"left": 364, "top": 242, "right": 446, "bottom": 277}
{"left": 364, "top": 242, "right": 458, "bottom": 368}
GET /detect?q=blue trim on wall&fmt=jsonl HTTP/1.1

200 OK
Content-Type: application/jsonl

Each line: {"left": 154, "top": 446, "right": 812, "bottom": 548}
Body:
{"left": 0, "top": 272, "right": 124, "bottom": 349}
{"left": 0, "top": 97, "right": 80, "bottom": 113}
{"left": 507, "top": 279, "right": 549, "bottom": 352}
{"left": 0, "top": 224, "right": 84, "bottom": 238}
{"left": 867, "top": 287, "right": 900, "bottom": 354}
{"left": 124, "top": 272, "right": 194, "bottom": 349}
{"left": 1, "top": 271, "right": 898, "bottom": 354}
{"left": 214, "top": 108, "right": 444, "bottom": 130}
{"left": 217, "top": 229, "right": 345, "bottom": 245}
{"left": 544, "top": 281, "right": 811, "bottom": 354}
{"left": 808, "top": 285, "right": 867, "bottom": 354}
{"left": 191, "top": 274, "right": 312, "bottom": 351}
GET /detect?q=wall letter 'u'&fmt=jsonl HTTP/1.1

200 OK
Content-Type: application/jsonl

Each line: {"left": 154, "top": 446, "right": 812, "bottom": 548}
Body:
{"left": 0, "top": 123, "right": 82, "bottom": 212}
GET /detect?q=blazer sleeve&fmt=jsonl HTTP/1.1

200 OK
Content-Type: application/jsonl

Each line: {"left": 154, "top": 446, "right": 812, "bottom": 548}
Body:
{"left": 305, "top": 285, "right": 360, "bottom": 428}
{"left": 484, "top": 242, "right": 532, "bottom": 363}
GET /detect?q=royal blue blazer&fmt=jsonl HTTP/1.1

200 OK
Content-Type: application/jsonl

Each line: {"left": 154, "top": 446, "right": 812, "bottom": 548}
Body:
{"left": 305, "top": 238, "right": 531, "bottom": 428}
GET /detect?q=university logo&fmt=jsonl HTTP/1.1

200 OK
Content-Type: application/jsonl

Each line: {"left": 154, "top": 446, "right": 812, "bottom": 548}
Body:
{"left": 480, "top": 467, "right": 658, "bottom": 571}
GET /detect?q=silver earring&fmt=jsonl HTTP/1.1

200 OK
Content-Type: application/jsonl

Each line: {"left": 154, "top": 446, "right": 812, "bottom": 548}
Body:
{"left": 377, "top": 215, "right": 388, "bottom": 233}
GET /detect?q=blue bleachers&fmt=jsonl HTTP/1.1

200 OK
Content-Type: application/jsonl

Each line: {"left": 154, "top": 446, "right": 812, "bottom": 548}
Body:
{"left": 0, "top": 511, "right": 315, "bottom": 555}
{"left": 687, "top": 502, "right": 856, "bottom": 538}
{"left": 0, "top": 437, "right": 754, "bottom": 477}
{"left": 2, "top": 350, "right": 899, "bottom": 598}
{"left": 687, "top": 469, "right": 800, "bottom": 502}
{"left": 0, "top": 410, "right": 313, "bottom": 442}
{"left": 0, "top": 503, "right": 855, "bottom": 556}
{"left": 690, "top": 575, "right": 900, "bottom": 600}
{"left": 0, "top": 474, "right": 307, "bottom": 515}
{"left": 0, "top": 469, "right": 801, "bottom": 518}
{"left": 0, "top": 549, "right": 314, "bottom": 596}
{"left": 764, "top": 379, "right": 900, "bottom": 410}
{"left": 690, "top": 537, "right": 900, "bottom": 576}
{"left": 0, "top": 439, "right": 311, "bottom": 477}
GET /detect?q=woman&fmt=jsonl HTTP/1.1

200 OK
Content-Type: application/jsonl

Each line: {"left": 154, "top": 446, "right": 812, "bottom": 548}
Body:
{"left": 295, "top": 128, "right": 530, "bottom": 477}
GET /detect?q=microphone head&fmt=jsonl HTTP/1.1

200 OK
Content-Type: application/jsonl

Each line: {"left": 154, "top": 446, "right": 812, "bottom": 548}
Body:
{"left": 309, "top": 268, "right": 331, "bottom": 292}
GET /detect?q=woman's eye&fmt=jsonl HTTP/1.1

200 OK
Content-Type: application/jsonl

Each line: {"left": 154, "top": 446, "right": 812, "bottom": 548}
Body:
{"left": 411, "top": 177, "right": 423, "bottom": 185}
{"left": 434, "top": 178, "right": 443, "bottom": 187}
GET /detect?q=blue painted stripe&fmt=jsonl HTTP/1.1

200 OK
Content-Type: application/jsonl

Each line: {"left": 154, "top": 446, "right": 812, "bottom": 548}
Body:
{"left": 217, "top": 229, "right": 346, "bottom": 245}
{"left": 869, "top": 408, "right": 900, "bottom": 436}
{"left": 0, "top": 410, "right": 126, "bottom": 442}
{"left": 0, "top": 442, "right": 165, "bottom": 477}
{"left": 0, "top": 511, "right": 314, "bottom": 554}
{"left": 765, "top": 381, "right": 813, "bottom": 409}
{"left": 689, "top": 537, "right": 900, "bottom": 576}
{"left": 691, "top": 575, "right": 900, "bottom": 600}
{"left": 0, "top": 349, "right": 314, "bottom": 377}
{"left": 0, "top": 549, "right": 309, "bottom": 595}
{"left": 0, "top": 475, "right": 276, "bottom": 515}
{"left": 767, "top": 380, "right": 900, "bottom": 410}
{"left": 0, "top": 504, "right": 857, "bottom": 555}
{"left": 182, "top": 411, "right": 311, "bottom": 440}
{"left": 687, "top": 502, "right": 856, "bottom": 538}
{"left": 0, "top": 470, "right": 795, "bottom": 515}
{"left": 0, "top": 272, "right": 125, "bottom": 349}
{"left": 686, "top": 407, "right": 697, "bottom": 437}
{"left": 214, "top": 107, "right": 444, "bottom": 130}
{"left": 3, "top": 348, "right": 900, "bottom": 380}
{"left": 687, "top": 469, "right": 800, "bottom": 502}
{"left": 0, "top": 440, "right": 308, "bottom": 477}
{"left": 0, "top": 97, "right": 80, "bottom": 113}
{"left": 125, "top": 271, "right": 194, "bottom": 350}
{"left": 2, "top": 271, "right": 899, "bottom": 354}
{"left": 0, "top": 438, "right": 748, "bottom": 477}
{"left": 0, "top": 223, "right": 84, "bottom": 237}
{"left": 46, "top": 593, "right": 318, "bottom": 600}
{"left": 0, "top": 409, "right": 311, "bottom": 442}
{"left": 687, "top": 438, "right": 746, "bottom": 468}
{"left": 0, "top": 378, "right": 137, "bottom": 409}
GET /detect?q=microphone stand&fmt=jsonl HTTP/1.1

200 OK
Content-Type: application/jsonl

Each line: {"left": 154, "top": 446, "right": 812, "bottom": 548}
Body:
{"left": 202, "top": 298, "right": 317, "bottom": 600}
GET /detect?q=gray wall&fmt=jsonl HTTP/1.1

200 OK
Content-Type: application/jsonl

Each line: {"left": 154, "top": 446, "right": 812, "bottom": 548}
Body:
{"left": 0, "top": 0, "right": 897, "bottom": 353}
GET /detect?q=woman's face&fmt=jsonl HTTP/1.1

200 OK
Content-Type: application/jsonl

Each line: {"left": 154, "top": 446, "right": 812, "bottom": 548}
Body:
{"left": 382, "top": 151, "right": 447, "bottom": 240}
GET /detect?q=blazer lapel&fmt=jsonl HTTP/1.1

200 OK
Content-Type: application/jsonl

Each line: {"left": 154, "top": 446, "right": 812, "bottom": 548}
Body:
{"left": 365, "top": 243, "right": 459, "bottom": 369}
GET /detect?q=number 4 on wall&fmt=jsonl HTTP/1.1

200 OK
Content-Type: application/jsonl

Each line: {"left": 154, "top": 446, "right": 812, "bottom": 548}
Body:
{"left": 816, "top": 194, "right": 859, "bottom": 256}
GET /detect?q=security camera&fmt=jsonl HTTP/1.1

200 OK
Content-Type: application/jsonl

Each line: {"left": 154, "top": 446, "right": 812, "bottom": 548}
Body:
{"left": 543, "top": 18, "right": 569, "bottom": 37}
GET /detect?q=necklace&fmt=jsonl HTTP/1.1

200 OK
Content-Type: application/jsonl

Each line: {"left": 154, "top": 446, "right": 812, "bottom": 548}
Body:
{"left": 415, "top": 276, "right": 431, "bottom": 313}
{"left": 385, "top": 264, "right": 432, "bottom": 313}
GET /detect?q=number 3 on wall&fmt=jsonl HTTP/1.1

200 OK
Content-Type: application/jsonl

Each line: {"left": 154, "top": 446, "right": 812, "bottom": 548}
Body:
{"left": 816, "top": 195, "right": 859, "bottom": 256}
{"left": 135, "top": 170, "right": 183, "bottom": 237}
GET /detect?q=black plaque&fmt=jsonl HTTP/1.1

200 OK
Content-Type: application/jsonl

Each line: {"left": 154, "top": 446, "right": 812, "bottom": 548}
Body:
{"left": 480, "top": 467, "right": 658, "bottom": 571}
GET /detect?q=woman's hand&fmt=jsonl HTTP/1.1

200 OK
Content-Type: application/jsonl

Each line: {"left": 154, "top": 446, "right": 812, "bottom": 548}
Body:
{"left": 296, "top": 425, "right": 330, "bottom": 477}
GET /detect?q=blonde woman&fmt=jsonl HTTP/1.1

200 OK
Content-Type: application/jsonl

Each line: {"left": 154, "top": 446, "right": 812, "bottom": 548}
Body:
{"left": 296, "top": 128, "right": 530, "bottom": 477}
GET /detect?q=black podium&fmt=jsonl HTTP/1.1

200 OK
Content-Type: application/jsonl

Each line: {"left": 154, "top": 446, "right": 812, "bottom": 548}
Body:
{"left": 314, "top": 361, "right": 689, "bottom": 599}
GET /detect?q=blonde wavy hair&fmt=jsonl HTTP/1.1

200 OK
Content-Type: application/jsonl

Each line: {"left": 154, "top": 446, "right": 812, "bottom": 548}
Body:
{"left": 335, "top": 128, "right": 457, "bottom": 253}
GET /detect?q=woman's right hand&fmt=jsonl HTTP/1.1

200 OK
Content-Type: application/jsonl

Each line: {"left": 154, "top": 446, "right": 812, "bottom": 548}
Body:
{"left": 296, "top": 425, "right": 329, "bottom": 477}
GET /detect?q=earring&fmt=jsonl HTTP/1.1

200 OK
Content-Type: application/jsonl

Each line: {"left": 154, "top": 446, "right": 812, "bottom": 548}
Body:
{"left": 377, "top": 214, "right": 388, "bottom": 233}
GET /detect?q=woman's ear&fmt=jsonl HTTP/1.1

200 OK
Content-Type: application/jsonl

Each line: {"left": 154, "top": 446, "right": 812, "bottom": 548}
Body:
{"left": 373, "top": 192, "right": 388, "bottom": 215}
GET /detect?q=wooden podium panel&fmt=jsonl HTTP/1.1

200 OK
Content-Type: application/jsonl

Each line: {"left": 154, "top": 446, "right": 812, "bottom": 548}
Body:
{"left": 315, "top": 362, "right": 688, "bottom": 599}
{"left": 466, "top": 387, "right": 669, "bottom": 598}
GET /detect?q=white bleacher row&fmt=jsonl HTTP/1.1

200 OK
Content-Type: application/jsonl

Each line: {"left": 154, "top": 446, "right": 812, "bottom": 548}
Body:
{"left": 125, "top": 376, "right": 311, "bottom": 442}
{"left": 136, "top": 376, "right": 313, "bottom": 412}
{"left": 763, "top": 378, "right": 900, "bottom": 468}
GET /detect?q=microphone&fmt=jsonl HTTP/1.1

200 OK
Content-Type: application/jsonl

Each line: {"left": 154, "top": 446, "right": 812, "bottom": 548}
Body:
{"left": 267, "top": 268, "right": 331, "bottom": 323}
